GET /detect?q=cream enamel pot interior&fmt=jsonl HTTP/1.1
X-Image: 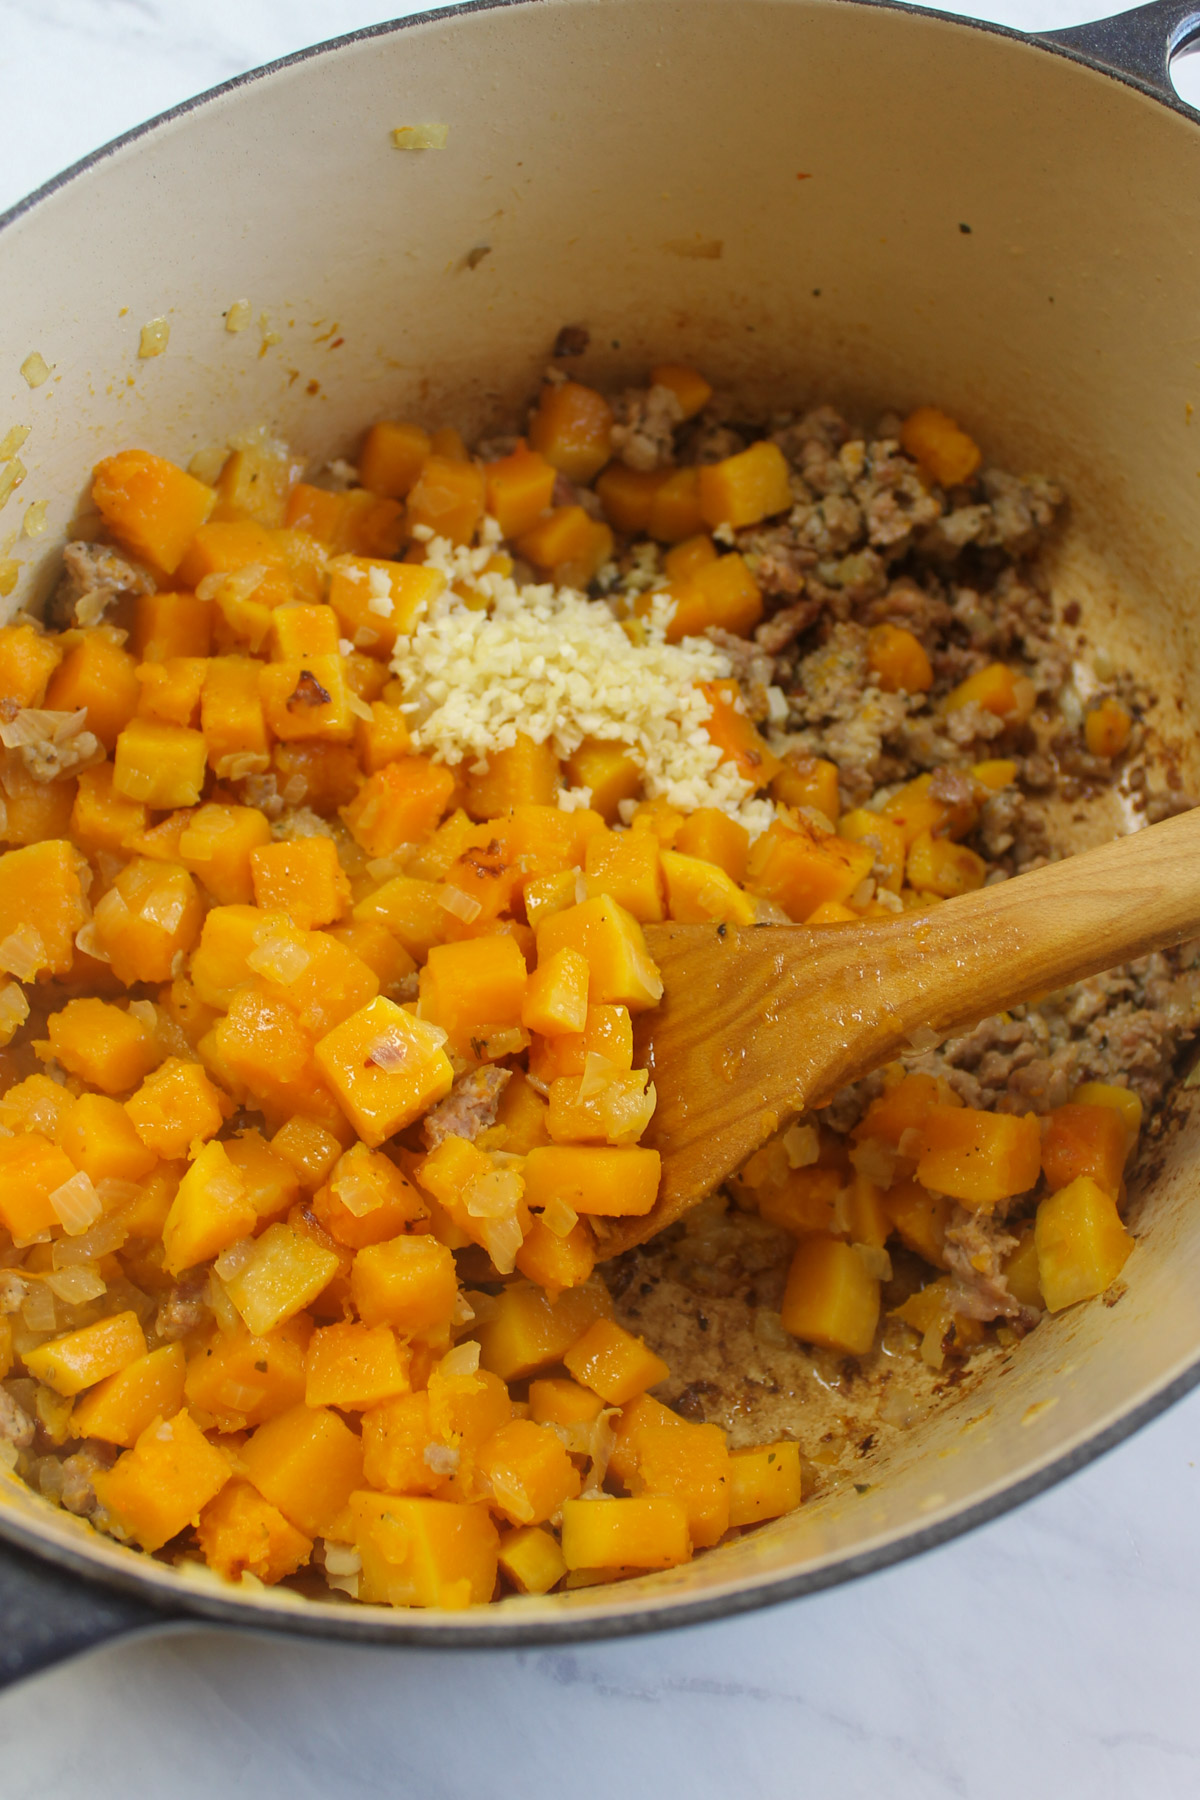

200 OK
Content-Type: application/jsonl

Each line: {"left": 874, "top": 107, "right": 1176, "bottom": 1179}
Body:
{"left": 4, "top": 0, "right": 1200, "bottom": 1683}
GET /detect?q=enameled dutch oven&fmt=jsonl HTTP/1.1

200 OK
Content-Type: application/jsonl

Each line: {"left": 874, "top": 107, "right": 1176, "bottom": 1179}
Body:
{"left": 3, "top": 0, "right": 1200, "bottom": 1688}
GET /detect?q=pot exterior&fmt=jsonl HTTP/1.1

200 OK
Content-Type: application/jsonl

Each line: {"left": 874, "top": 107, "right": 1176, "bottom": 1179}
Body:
{"left": 2, "top": 0, "right": 1200, "bottom": 1646}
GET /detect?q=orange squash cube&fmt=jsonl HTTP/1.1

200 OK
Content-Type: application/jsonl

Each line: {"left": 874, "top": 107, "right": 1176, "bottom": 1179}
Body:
{"left": 24, "top": 1310, "right": 148, "bottom": 1397}
{"left": 607, "top": 1394, "right": 683, "bottom": 1488}
{"left": 498, "top": 1525, "right": 567, "bottom": 1595}
{"left": 135, "top": 654, "right": 210, "bottom": 729}
{"left": 899, "top": 405, "right": 981, "bottom": 488}
{"left": 327, "top": 556, "right": 444, "bottom": 659}
{"left": 92, "top": 857, "right": 204, "bottom": 985}
{"left": 483, "top": 440, "right": 558, "bottom": 538}
{"left": 200, "top": 655, "right": 272, "bottom": 778}
{"left": 660, "top": 848, "right": 756, "bottom": 926}
{"left": 419, "top": 934, "right": 529, "bottom": 1054}
{"left": 536, "top": 896, "right": 662, "bottom": 1012}
{"left": 60, "top": 1092, "right": 158, "bottom": 1183}
{"left": 495, "top": 1071, "right": 553, "bottom": 1153}
{"left": 672, "top": 807, "right": 750, "bottom": 882}
{"left": 746, "top": 817, "right": 873, "bottom": 921}
{"left": 524, "top": 1143, "right": 661, "bottom": 1217}
{"left": 355, "top": 700, "right": 412, "bottom": 774}
{"left": 41, "top": 996, "right": 160, "bottom": 1095}
{"left": 69, "top": 764, "right": 147, "bottom": 857}
{"left": 223, "top": 1220, "right": 342, "bottom": 1336}
{"left": 563, "top": 1317, "right": 669, "bottom": 1404}
{"left": 781, "top": 1237, "right": 881, "bottom": 1355}
{"left": 271, "top": 1115, "right": 344, "bottom": 1193}
{"left": 522, "top": 946, "right": 589, "bottom": 1037}
{"left": 1072, "top": 1081, "right": 1143, "bottom": 1142}
{"left": 727, "top": 1441, "right": 803, "bottom": 1527}
{"left": 351, "top": 1491, "right": 500, "bottom": 1609}
{"left": 196, "top": 1478, "right": 312, "bottom": 1585}
{"left": 514, "top": 1215, "right": 597, "bottom": 1294}
{"left": 359, "top": 420, "right": 431, "bottom": 498}
{"left": 698, "top": 679, "right": 781, "bottom": 787}
{"left": 941, "top": 660, "right": 1029, "bottom": 720}
{"left": 1042, "top": 1102, "right": 1128, "bottom": 1198}
{"left": 92, "top": 1409, "right": 230, "bottom": 1551}
{"left": 546, "top": 1068, "right": 655, "bottom": 1147}
{"left": 771, "top": 754, "right": 841, "bottom": 823}
{"left": 134, "top": 590, "right": 213, "bottom": 662}
{"left": 45, "top": 630, "right": 140, "bottom": 752}
{"left": 207, "top": 983, "right": 335, "bottom": 1126}
{"left": 284, "top": 484, "right": 404, "bottom": 558}
{"left": 0, "top": 1132, "right": 80, "bottom": 1244}
{"left": 176, "top": 803, "right": 272, "bottom": 905}
{"left": 361, "top": 1390, "right": 443, "bottom": 1496}
{"left": 242, "top": 1402, "right": 364, "bottom": 1537}
{"left": 595, "top": 463, "right": 668, "bottom": 534}
{"left": 528, "top": 1376, "right": 605, "bottom": 1428}
{"left": 666, "top": 553, "right": 763, "bottom": 643}
{"left": 698, "top": 440, "right": 792, "bottom": 529}
{"left": 259, "top": 655, "right": 354, "bottom": 744}
{"left": 183, "top": 1317, "right": 310, "bottom": 1430}
{"left": 528, "top": 381, "right": 613, "bottom": 483}
{"left": 560, "top": 1494, "right": 691, "bottom": 1572}
{"left": 561, "top": 739, "right": 643, "bottom": 824}
{"left": 516, "top": 505, "right": 614, "bottom": 588}
{"left": 350, "top": 1233, "right": 458, "bottom": 1333}
{"left": 626, "top": 1420, "right": 730, "bottom": 1548}
{"left": 313, "top": 1143, "right": 427, "bottom": 1249}
{"left": 0, "top": 839, "right": 91, "bottom": 978}
{"left": 461, "top": 733, "right": 562, "bottom": 821}
{"left": 649, "top": 363, "right": 713, "bottom": 420}
{"left": 1035, "top": 1174, "right": 1135, "bottom": 1312}
{"left": 267, "top": 602, "right": 341, "bottom": 662}
{"left": 341, "top": 756, "right": 456, "bottom": 858}
{"left": 644, "top": 467, "right": 705, "bottom": 543}
{"left": 223, "top": 1129, "right": 301, "bottom": 1223}
{"left": 126, "top": 1056, "right": 226, "bottom": 1161}
{"left": 92, "top": 449, "right": 216, "bottom": 574}
{"left": 837, "top": 809, "right": 907, "bottom": 894}
{"left": 475, "top": 1277, "right": 612, "bottom": 1382}
{"left": 867, "top": 621, "right": 934, "bottom": 694}
{"left": 405, "top": 455, "right": 486, "bottom": 545}
{"left": 916, "top": 1104, "right": 1042, "bottom": 1207}
{"left": 71, "top": 1343, "right": 186, "bottom": 1448}
{"left": 885, "top": 1178, "right": 952, "bottom": 1268}
{"left": 906, "top": 830, "right": 987, "bottom": 898}
{"left": 1085, "top": 695, "right": 1133, "bottom": 759}
{"left": 305, "top": 1320, "right": 412, "bottom": 1409}
{"left": 0, "top": 620, "right": 62, "bottom": 708}
{"left": 583, "top": 828, "right": 665, "bottom": 923}
{"left": 476, "top": 1419, "right": 581, "bottom": 1525}
{"left": 882, "top": 771, "right": 977, "bottom": 844}
{"left": 161, "top": 1139, "right": 258, "bottom": 1276}
{"left": 315, "top": 995, "right": 453, "bottom": 1145}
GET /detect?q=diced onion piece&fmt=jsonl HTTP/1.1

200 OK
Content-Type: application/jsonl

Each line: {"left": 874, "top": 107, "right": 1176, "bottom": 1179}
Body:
{"left": 540, "top": 1193, "right": 579, "bottom": 1239}
{"left": 52, "top": 1215, "right": 129, "bottom": 1265}
{"left": 0, "top": 708, "right": 86, "bottom": 748}
{"left": 905, "top": 1024, "right": 942, "bottom": 1053}
{"left": 323, "top": 1542, "right": 362, "bottom": 1577}
{"left": 20, "top": 352, "right": 51, "bottom": 388}
{"left": 246, "top": 934, "right": 312, "bottom": 984}
{"left": 424, "top": 1443, "right": 460, "bottom": 1474}
{"left": 439, "top": 1340, "right": 481, "bottom": 1378}
{"left": 0, "top": 924, "right": 46, "bottom": 980}
{"left": 465, "top": 1168, "right": 524, "bottom": 1219}
{"left": 44, "top": 1263, "right": 107, "bottom": 1304}
{"left": 391, "top": 123, "right": 450, "bottom": 149}
{"left": 213, "top": 1237, "right": 257, "bottom": 1282}
{"left": 854, "top": 1242, "right": 893, "bottom": 1282}
{"left": 474, "top": 1026, "right": 528, "bottom": 1061}
{"left": 782, "top": 1123, "right": 819, "bottom": 1169}
{"left": 346, "top": 692, "right": 373, "bottom": 722}
{"left": 479, "top": 1212, "right": 525, "bottom": 1276}
{"left": 451, "top": 1290, "right": 476, "bottom": 1329}
{"left": 97, "top": 1178, "right": 144, "bottom": 1215}
{"left": 138, "top": 317, "right": 170, "bottom": 358}
{"left": 20, "top": 1284, "right": 56, "bottom": 1332}
{"left": 225, "top": 299, "right": 252, "bottom": 333}
{"left": 205, "top": 1270, "right": 242, "bottom": 1336}
{"left": 438, "top": 885, "right": 482, "bottom": 924}
{"left": 127, "top": 999, "right": 158, "bottom": 1029}
{"left": 49, "top": 1170, "right": 103, "bottom": 1236}
{"left": 578, "top": 1052, "right": 620, "bottom": 1102}
{"left": 366, "top": 1032, "right": 412, "bottom": 1072}
{"left": 332, "top": 1166, "right": 384, "bottom": 1218}
{"left": 582, "top": 1406, "right": 621, "bottom": 1494}
{"left": 0, "top": 981, "right": 29, "bottom": 1046}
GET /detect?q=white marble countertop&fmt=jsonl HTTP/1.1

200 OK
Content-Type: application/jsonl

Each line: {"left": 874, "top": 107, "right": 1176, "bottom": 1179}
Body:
{"left": 2, "top": 3, "right": 1200, "bottom": 1794}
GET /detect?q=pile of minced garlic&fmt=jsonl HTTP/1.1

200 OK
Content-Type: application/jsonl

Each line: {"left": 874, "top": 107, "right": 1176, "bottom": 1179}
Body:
{"left": 389, "top": 526, "right": 780, "bottom": 834}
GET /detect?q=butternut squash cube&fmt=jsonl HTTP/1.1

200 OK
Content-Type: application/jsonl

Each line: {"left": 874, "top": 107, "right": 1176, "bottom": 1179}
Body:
{"left": 92, "top": 449, "right": 216, "bottom": 574}
{"left": 200, "top": 655, "right": 272, "bottom": 778}
{"left": 647, "top": 467, "right": 706, "bottom": 542}
{"left": 941, "top": 660, "right": 1029, "bottom": 720}
{"left": 1084, "top": 694, "right": 1133, "bottom": 759}
{"left": 495, "top": 1069, "right": 553, "bottom": 1153}
{"left": 1035, "top": 1174, "right": 1135, "bottom": 1312}
{"left": 498, "top": 1524, "right": 567, "bottom": 1595}
{"left": 353, "top": 875, "right": 447, "bottom": 961}
{"left": 475, "top": 1277, "right": 612, "bottom": 1382}
{"left": 259, "top": 655, "right": 354, "bottom": 745}
{"left": 72, "top": 1343, "right": 186, "bottom": 1447}
{"left": 177, "top": 803, "right": 272, "bottom": 905}
{"left": 517, "top": 505, "right": 614, "bottom": 588}
{"left": 560, "top": 1494, "right": 691, "bottom": 1571}
{"left": 161, "top": 1140, "right": 257, "bottom": 1276}
{"left": 546, "top": 1067, "right": 656, "bottom": 1146}
{"left": 522, "top": 946, "right": 589, "bottom": 1037}
{"left": 884, "top": 1178, "right": 951, "bottom": 1268}
{"left": 666, "top": 553, "right": 763, "bottom": 643}
{"left": 419, "top": 935, "right": 529, "bottom": 1054}
{"left": 780, "top": 1237, "right": 881, "bottom": 1355}
{"left": 562, "top": 738, "right": 643, "bottom": 824}
{"left": 405, "top": 455, "right": 485, "bottom": 545}
{"left": 595, "top": 463, "right": 668, "bottom": 534}
{"left": 582, "top": 828, "right": 665, "bottom": 923}
{"left": 358, "top": 420, "right": 431, "bottom": 498}
{"left": 727, "top": 1441, "right": 803, "bottom": 1527}
{"left": 328, "top": 556, "right": 445, "bottom": 659}
{"left": 699, "top": 679, "right": 781, "bottom": 787}
{"left": 563, "top": 1317, "right": 669, "bottom": 1404}
{"left": 484, "top": 441, "right": 558, "bottom": 539}
{"left": 906, "top": 830, "right": 987, "bottom": 898}
{"left": 528, "top": 1376, "right": 605, "bottom": 1428}
{"left": 536, "top": 896, "right": 663, "bottom": 1011}
{"left": 649, "top": 363, "right": 713, "bottom": 421}
{"left": 660, "top": 848, "right": 756, "bottom": 925}
{"left": 746, "top": 817, "right": 873, "bottom": 921}
{"left": 528, "top": 381, "right": 613, "bottom": 483}
{"left": 284, "top": 484, "right": 403, "bottom": 558}
{"left": 698, "top": 440, "right": 792, "bottom": 529}
{"left": 899, "top": 405, "right": 981, "bottom": 488}
{"left": 313, "top": 1143, "right": 427, "bottom": 1249}
{"left": 242, "top": 1402, "right": 364, "bottom": 1537}
{"left": 607, "top": 1394, "right": 682, "bottom": 1488}
{"left": 867, "top": 622, "right": 934, "bottom": 694}
{"left": 92, "top": 1408, "right": 230, "bottom": 1551}
{"left": 41, "top": 996, "right": 160, "bottom": 1095}
{"left": 0, "top": 1133, "right": 84, "bottom": 1244}
{"left": 837, "top": 808, "right": 907, "bottom": 893}
{"left": 223, "top": 1129, "right": 301, "bottom": 1222}
{"left": 626, "top": 1420, "right": 730, "bottom": 1548}
{"left": 196, "top": 1477, "right": 312, "bottom": 1585}
{"left": 60, "top": 1092, "right": 158, "bottom": 1183}
{"left": 0, "top": 839, "right": 91, "bottom": 978}
{"left": 223, "top": 1220, "right": 341, "bottom": 1336}
{"left": 351, "top": 1491, "right": 500, "bottom": 1609}
{"left": 134, "top": 590, "right": 213, "bottom": 663}
{"left": 69, "top": 764, "right": 147, "bottom": 857}
{"left": 45, "top": 630, "right": 140, "bottom": 752}
{"left": 361, "top": 1390, "right": 442, "bottom": 1496}
{"left": 524, "top": 1143, "right": 661, "bottom": 1217}
{"left": 341, "top": 756, "right": 456, "bottom": 858}
{"left": 355, "top": 700, "right": 412, "bottom": 775}
{"left": 350, "top": 1233, "right": 458, "bottom": 1333}
{"left": 882, "top": 771, "right": 976, "bottom": 844}
{"left": 476, "top": 1419, "right": 581, "bottom": 1525}
{"left": 24, "top": 1310, "right": 148, "bottom": 1397}
{"left": 91, "top": 856, "right": 204, "bottom": 985}
{"left": 0, "top": 620, "right": 62, "bottom": 709}
{"left": 460, "top": 732, "right": 561, "bottom": 821}
{"left": 126, "top": 1056, "right": 226, "bottom": 1161}
{"left": 183, "top": 1316, "right": 310, "bottom": 1430}
{"left": 514, "top": 1215, "right": 597, "bottom": 1295}
{"left": 112, "top": 718, "right": 208, "bottom": 808}
{"left": 272, "top": 1115, "right": 344, "bottom": 1192}
{"left": 305, "top": 1320, "right": 412, "bottom": 1409}
{"left": 267, "top": 602, "right": 340, "bottom": 661}
{"left": 315, "top": 995, "right": 454, "bottom": 1145}
{"left": 135, "top": 654, "right": 209, "bottom": 728}
{"left": 1042, "top": 1101, "right": 1128, "bottom": 1197}
{"left": 771, "top": 754, "right": 841, "bottom": 823}
{"left": 1072, "top": 1081, "right": 1143, "bottom": 1141}
{"left": 672, "top": 807, "right": 750, "bottom": 883}
{"left": 916, "top": 1104, "right": 1042, "bottom": 1207}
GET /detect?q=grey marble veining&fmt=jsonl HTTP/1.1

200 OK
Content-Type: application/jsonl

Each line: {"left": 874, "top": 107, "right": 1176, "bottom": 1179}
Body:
{"left": 2, "top": 3, "right": 1200, "bottom": 1795}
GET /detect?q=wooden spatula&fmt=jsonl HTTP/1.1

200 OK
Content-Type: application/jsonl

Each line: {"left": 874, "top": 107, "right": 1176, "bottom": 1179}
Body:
{"left": 601, "top": 804, "right": 1200, "bottom": 1256}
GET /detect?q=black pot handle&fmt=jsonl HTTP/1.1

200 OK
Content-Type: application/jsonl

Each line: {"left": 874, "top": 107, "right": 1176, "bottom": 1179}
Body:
{"left": 1040, "top": 0, "right": 1200, "bottom": 101}
{"left": 0, "top": 1532, "right": 176, "bottom": 1688}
